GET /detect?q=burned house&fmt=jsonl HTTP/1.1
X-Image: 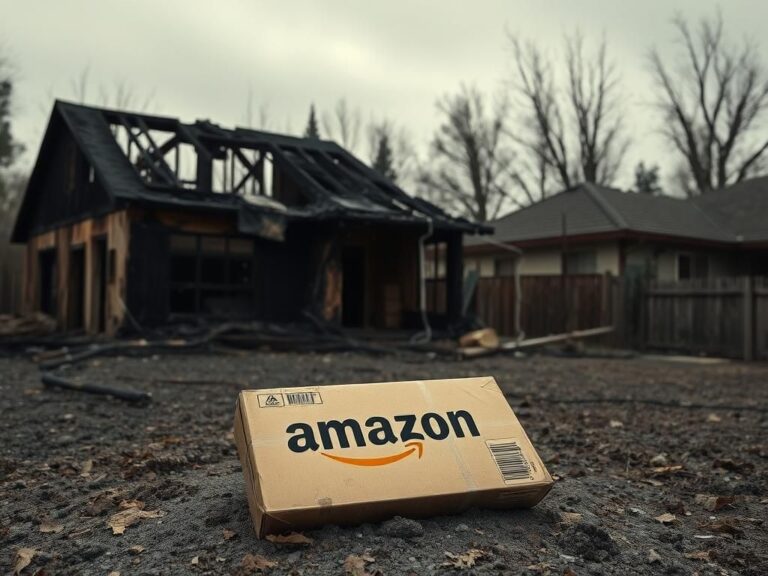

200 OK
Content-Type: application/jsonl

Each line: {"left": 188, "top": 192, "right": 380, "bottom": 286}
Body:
{"left": 11, "top": 101, "right": 487, "bottom": 335}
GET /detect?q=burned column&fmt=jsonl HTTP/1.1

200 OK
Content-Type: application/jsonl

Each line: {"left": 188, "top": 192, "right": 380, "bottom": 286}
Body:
{"left": 445, "top": 232, "right": 463, "bottom": 325}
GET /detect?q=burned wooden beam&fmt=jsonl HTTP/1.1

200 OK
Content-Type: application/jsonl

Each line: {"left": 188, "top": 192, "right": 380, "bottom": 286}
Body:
{"left": 41, "top": 372, "right": 152, "bottom": 403}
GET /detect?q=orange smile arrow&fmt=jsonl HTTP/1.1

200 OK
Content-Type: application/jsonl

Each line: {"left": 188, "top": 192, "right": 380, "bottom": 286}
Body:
{"left": 321, "top": 442, "right": 423, "bottom": 467}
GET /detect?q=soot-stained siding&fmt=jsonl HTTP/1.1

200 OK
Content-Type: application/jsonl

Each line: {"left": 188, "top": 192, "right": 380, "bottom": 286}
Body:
{"left": 28, "top": 128, "right": 112, "bottom": 236}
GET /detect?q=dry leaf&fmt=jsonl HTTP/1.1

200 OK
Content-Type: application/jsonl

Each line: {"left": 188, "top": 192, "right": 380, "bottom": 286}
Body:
{"left": 651, "top": 465, "right": 684, "bottom": 476}
{"left": 699, "top": 519, "right": 743, "bottom": 537}
{"left": 108, "top": 572, "right": 120, "bottom": 576}
{"left": 609, "top": 419, "right": 624, "bottom": 428}
{"left": 706, "top": 413, "right": 722, "bottom": 423}
{"left": 14, "top": 548, "right": 36, "bottom": 575}
{"left": 108, "top": 500, "right": 163, "bottom": 535}
{"left": 241, "top": 553, "right": 277, "bottom": 572}
{"left": 684, "top": 550, "right": 712, "bottom": 561}
{"left": 560, "top": 512, "right": 582, "bottom": 525}
{"left": 694, "top": 494, "right": 735, "bottom": 512}
{"left": 343, "top": 554, "right": 376, "bottom": 576}
{"left": 344, "top": 555, "right": 367, "bottom": 576}
{"left": 80, "top": 459, "right": 93, "bottom": 476}
{"left": 39, "top": 519, "right": 64, "bottom": 533}
{"left": 129, "top": 545, "right": 145, "bottom": 555}
{"left": 190, "top": 556, "right": 199, "bottom": 565}
{"left": 442, "top": 549, "right": 489, "bottom": 569}
{"left": 265, "top": 532, "right": 313, "bottom": 546}
{"left": 563, "top": 568, "right": 577, "bottom": 576}
{"left": 647, "top": 549, "right": 661, "bottom": 563}
{"left": 655, "top": 513, "right": 677, "bottom": 524}
{"left": 223, "top": 528, "right": 237, "bottom": 540}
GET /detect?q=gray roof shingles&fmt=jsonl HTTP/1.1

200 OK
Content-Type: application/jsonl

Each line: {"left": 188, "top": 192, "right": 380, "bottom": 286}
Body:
{"left": 471, "top": 180, "right": 764, "bottom": 246}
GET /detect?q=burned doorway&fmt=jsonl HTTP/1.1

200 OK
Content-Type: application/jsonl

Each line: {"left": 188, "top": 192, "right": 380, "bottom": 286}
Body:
{"left": 68, "top": 246, "right": 86, "bottom": 330}
{"left": 91, "top": 237, "right": 108, "bottom": 333}
{"left": 38, "top": 249, "right": 57, "bottom": 317}
{"left": 341, "top": 246, "right": 365, "bottom": 327}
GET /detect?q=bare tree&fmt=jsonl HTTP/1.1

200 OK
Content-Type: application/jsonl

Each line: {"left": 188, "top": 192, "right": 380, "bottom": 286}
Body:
{"left": 322, "top": 98, "right": 361, "bottom": 152}
{"left": 68, "top": 67, "right": 155, "bottom": 111}
{"left": 508, "top": 32, "right": 628, "bottom": 202}
{"left": 649, "top": 12, "right": 768, "bottom": 195}
{"left": 243, "top": 87, "right": 270, "bottom": 130}
{"left": 421, "top": 85, "right": 514, "bottom": 222}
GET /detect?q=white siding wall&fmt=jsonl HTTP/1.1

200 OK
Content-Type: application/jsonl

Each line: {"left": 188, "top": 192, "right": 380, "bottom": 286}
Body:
{"left": 464, "top": 242, "right": 621, "bottom": 277}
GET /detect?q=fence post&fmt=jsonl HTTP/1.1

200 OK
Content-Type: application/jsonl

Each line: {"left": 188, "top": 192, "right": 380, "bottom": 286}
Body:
{"left": 743, "top": 276, "right": 754, "bottom": 361}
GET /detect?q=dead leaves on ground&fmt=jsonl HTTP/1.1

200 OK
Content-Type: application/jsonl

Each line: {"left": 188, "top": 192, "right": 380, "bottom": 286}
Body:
{"left": 13, "top": 548, "right": 36, "bottom": 575}
{"left": 344, "top": 553, "right": 380, "bottom": 576}
{"left": 85, "top": 488, "right": 124, "bottom": 516}
{"left": 559, "top": 512, "right": 582, "bottom": 525}
{"left": 240, "top": 553, "right": 278, "bottom": 573}
{"left": 649, "top": 465, "right": 685, "bottom": 477}
{"left": 695, "top": 494, "right": 735, "bottom": 512}
{"left": 713, "top": 459, "right": 754, "bottom": 475}
{"left": 107, "top": 499, "right": 164, "bottom": 535}
{"left": 442, "top": 548, "right": 490, "bottom": 569}
{"left": 223, "top": 528, "right": 237, "bottom": 540}
{"left": 699, "top": 518, "right": 743, "bottom": 537}
{"left": 39, "top": 519, "right": 64, "bottom": 533}
{"left": 654, "top": 512, "right": 677, "bottom": 524}
{"left": 265, "top": 532, "right": 313, "bottom": 547}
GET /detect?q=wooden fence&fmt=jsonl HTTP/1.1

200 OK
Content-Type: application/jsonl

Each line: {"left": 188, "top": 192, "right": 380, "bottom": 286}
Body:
{"left": 429, "top": 273, "right": 768, "bottom": 360}
{"left": 427, "top": 273, "right": 616, "bottom": 339}
{"left": 644, "top": 276, "right": 768, "bottom": 360}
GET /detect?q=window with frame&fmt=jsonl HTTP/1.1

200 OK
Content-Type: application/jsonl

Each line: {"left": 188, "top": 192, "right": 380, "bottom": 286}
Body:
{"left": 494, "top": 257, "right": 516, "bottom": 277}
{"left": 169, "top": 234, "right": 255, "bottom": 316}
{"left": 564, "top": 250, "right": 597, "bottom": 274}
{"left": 677, "top": 253, "right": 708, "bottom": 280}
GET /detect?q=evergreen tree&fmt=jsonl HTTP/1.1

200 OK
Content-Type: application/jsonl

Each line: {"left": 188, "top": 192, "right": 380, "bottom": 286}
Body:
{"left": 0, "top": 75, "right": 23, "bottom": 169}
{"left": 372, "top": 132, "right": 397, "bottom": 182}
{"left": 304, "top": 104, "right": 320, "bottom": 139}
{"left": 634, "top": 162, "right": 662, "bottom": 194}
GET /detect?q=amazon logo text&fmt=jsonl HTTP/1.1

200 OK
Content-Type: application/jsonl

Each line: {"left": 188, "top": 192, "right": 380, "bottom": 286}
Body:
{"left": 286, "top": 410, "right": 480, "bottom": 460}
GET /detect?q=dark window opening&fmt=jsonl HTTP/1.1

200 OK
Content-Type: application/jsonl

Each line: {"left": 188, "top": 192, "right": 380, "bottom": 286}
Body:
{"left": 92, "top": 237, "right": 108, "bottom": 332}
{"left": 68, "top": 247, "right": 86, "bottom": 330}
{"left": 494, "top": 258, "right": 516, "bottom": 277}
{"left": 39, "top": 249, "right": 57, "bottom": 317}
{"left": 677, "top": 253, "right": 708, "bottom": 280}
{"left": 169, "top": 234, "right": 256, "bottom": 316}
{"left": 342, "top": 246, "right": 366, "bottom": 327}
{"left": 564, "top": 250, "right": 597, "bottom": 274}
{"left": 170, "top": 255, "right": 197, "bottom": 283}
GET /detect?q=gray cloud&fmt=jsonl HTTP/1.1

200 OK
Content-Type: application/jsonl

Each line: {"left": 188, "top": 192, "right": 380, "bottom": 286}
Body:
{"left": 2, "top": 0, "right": 764, "bottom": 193}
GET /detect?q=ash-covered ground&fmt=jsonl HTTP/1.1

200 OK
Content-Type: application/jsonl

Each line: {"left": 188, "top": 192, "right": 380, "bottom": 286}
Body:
{"left": 1, "top": 350, "right": 767, "bottom": 575}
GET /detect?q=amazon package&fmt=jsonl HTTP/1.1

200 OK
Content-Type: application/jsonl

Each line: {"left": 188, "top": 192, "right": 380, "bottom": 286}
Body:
{"left": 233, "top": 376, "right": 553, "bottom": 537}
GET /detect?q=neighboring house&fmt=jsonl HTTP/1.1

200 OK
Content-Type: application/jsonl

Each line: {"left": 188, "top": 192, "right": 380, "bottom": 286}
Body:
{"left": 11, "top": 101, "right": 486, "bottom": 334}
{"left": 462, "top": 182, "right": 768, "bottom": 281}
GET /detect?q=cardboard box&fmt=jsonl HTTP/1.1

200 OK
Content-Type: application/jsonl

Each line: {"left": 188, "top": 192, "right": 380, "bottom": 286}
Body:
{"left": 233, "top": 376, "right": 552, "bottom": 537}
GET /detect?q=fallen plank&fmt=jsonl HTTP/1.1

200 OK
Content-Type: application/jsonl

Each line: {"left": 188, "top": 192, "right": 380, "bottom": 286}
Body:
{"left": 459, "top": 326, "right": 615, "bottom": 359}
{"left": 41, "top": 373, "right": 152, "bottom": 403}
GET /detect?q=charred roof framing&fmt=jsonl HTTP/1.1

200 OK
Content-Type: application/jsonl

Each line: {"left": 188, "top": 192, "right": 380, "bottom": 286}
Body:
{"left": 12, "top": 101, "right": 489, "bottom": 245}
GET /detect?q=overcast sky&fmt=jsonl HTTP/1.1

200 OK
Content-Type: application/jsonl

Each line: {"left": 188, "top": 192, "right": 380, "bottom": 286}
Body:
{"left": 1, "top": 0, "right": 763, "bottom": 193}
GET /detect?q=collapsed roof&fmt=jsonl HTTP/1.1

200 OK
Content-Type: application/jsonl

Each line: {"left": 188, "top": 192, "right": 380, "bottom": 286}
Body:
{"left": 468, "top": 181, "right": 768, "bottom": 248}
{"left": 13, "top": 100, "right": 488, "bottom": 242}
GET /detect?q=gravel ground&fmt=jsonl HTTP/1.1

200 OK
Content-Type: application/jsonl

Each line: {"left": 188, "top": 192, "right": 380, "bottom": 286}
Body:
{"left": 1, "top": 349, "right": 767, "bottom": 575}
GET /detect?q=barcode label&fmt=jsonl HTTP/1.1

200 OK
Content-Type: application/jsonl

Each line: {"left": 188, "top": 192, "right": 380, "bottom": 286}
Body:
{"left": 487, "top": 440, "right": 533, "bottom": 482}
{"left": 285, "top": 392, "right": 319, "bottom": 405}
